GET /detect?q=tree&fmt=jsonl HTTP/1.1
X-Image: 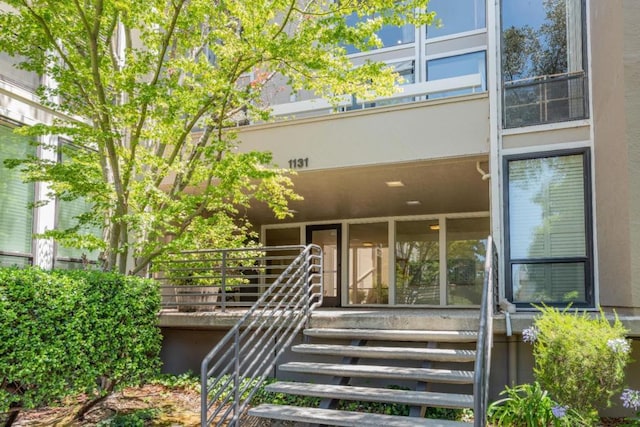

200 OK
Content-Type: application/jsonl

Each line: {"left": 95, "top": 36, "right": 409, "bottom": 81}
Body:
{"left": 0, "top": 0, "right": 436, "bottom": 274}
{"left": 0, "top": 0, "right": 433, "bottom": 273}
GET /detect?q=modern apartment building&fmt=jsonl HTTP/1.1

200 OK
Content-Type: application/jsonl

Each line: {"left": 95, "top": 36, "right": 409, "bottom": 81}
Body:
{"left": 1, "top": 0, "right": 639, "bottom": 416}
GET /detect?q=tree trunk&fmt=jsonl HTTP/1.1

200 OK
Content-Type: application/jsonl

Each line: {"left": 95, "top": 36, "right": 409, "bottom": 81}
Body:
{"left": 74, "top": 378, "right": 116, "bottom": 420}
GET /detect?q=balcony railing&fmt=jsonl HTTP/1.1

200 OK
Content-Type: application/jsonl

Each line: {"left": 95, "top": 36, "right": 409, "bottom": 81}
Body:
{"left": 269, "top": 73, "right": 484, "bottom": 118}
{"left": 503, "top": 71, "right": 589, "bottom": 129}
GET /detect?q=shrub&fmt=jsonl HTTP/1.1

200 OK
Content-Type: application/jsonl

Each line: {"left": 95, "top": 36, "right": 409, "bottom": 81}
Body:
{"left": 528, "top": 305, "right": 631, "bottom": 421}
{"left": 0, "top": 267, "right": 161, "bottom": 423}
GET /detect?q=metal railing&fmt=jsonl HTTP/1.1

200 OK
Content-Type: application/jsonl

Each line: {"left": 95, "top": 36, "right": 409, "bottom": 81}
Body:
{"left": 269, "top": 73, "right": 484, "bottom": 118}
{"left": 473, "top": 236, "right": 498, "bottom": 427}
{"left": 153, "top": 246, "right": 319, "bottom": 312}
{"left": 195, "top": 244, "right": 322, "bottom": 426}
{"left": 503, "top": 71, "right": 589, "bottom": 129}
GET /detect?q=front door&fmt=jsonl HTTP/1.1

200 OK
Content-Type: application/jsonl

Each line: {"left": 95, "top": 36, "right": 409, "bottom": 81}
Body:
{"left": 306, "top": 224, "right": 341, "bottom": 307}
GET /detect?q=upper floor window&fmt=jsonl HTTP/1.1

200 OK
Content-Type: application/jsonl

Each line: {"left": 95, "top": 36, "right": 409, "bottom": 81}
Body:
{"left": 344, "top": 12, "right": 415, "bottom": 55}
{"left": 426, "top": 51, "right": 486, "bottom": 99}
{"left": 501, "top": 0, "right": 588, "bottom": 128}
{"left": 427, "top": 0, "right": 486, "bottom": 39}
{"left": 0, "top": 124, "right": 35, "bottom": 267}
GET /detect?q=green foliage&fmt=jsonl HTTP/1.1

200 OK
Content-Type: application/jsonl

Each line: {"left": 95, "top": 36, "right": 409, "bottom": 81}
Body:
{"left": 150, "top": 372, "right": 199, "bottom": 392}
{"left": 96, "top": 408, "right": 160, "bottom": 427}
{"left": 487, "top": 382, "right": 587, "bottom": 426}
{"left": 0, "top": 0, "right": 437, "bottom": 274}
{"left": 531, "top": 306, "right": 630, "bottom": 420}
{"left": 0, "top": 267, "right": 161, "bottom": 416}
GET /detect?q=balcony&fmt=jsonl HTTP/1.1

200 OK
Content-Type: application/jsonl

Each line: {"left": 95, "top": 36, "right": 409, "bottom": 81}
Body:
{"left": 503, "top": 71, "right": 589, "bottom": 129}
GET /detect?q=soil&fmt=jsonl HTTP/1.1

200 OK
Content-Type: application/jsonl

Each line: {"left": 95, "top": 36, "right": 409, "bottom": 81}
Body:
{"left": 7, "top": 386, "right": 632, "bottom": 426}
{"left": 11, "top": 384, "right": 201, "bottom": 426}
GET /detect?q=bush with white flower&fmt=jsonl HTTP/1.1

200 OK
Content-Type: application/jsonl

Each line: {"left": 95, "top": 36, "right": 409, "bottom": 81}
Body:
{"left": 526, "top": 305, "right": 631, "bottom": 423}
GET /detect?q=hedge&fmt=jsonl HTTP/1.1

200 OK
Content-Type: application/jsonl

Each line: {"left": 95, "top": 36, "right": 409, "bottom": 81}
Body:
{"left": 0, "top": 267, "right": 161, "bottom": 421}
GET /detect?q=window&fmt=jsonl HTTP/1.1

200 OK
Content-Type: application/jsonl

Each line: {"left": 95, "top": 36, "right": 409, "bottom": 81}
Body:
{"left": 0, "top": 125, "right": 35, "bottom": 266}
{"left": 426, "top": 51, "right": 486, "bottom": 99}
{"left": 501, "top": 0, "right": 588, "bottom": 128}
{"left": 343, "top": 12, "right": 414, "bottom": 55}
{"left": 347, "top": 60, "right": 415, "bottom": 110}
{"left": 54, "top": 143, "right": 101, "bottom": 269}
{"left": 505, "top": 150, "right": 592, "bottom": 306}
{"left": 427, "top": 0, "right": 486, "bottom": 39}
{"left": 395, "top": 220, "right": 439, "bottom": 305}
{"left": 447, "top": 217, "right": 488, "bottom": 305}
{"left": 349, "top": 222, "right": 389, "bottom": 304}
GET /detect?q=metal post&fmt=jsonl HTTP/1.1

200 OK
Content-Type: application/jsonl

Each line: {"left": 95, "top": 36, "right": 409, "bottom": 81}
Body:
{"left": 232, "top": 328, "right": 240, "bottom": 426}
{"left": 221, "top": 250, "right": 227, "bottom": 312}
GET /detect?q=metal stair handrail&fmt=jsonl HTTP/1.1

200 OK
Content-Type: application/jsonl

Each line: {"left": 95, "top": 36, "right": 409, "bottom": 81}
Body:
{"left": 473, "top": 236, "right": 498, "bottom": 427}
{"left": 199, "top": 244, "right": 322, "bottom": 426}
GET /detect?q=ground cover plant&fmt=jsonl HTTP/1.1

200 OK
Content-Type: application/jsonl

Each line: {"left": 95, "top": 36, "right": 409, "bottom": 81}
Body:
{"left": 0, "top": 267, "right": 161, "bottom": 426}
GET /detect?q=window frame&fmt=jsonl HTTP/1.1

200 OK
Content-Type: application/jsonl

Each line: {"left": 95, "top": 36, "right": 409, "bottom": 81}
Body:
{"left": 503, "top": 147, "right": 594, "bottom": 308}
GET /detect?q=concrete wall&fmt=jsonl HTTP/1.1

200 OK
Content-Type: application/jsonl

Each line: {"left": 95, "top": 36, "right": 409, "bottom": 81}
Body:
{"left": 237, "top": 95, "right": 489, "bottom": 171}
{"left": 623, "top": 0, "right": 640, "bottom": 312}
{"left": 589, "top": 0, "right": 640, "bottom": 311}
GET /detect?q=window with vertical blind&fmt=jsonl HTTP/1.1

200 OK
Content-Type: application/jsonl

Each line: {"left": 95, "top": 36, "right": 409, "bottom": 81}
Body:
{"left": 0, "top": 124, "right": 35, "bottom": 266}
{"left": 504, "top": 149, "right": 593, "bottom": 306}
{"left": 54, "top": 143, "right": 101, "bottom": 268}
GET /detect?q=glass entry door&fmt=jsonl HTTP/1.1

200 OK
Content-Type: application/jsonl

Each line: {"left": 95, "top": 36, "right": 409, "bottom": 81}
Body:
{"left": 306, "top": 224, "right": 341, "bottom": 307}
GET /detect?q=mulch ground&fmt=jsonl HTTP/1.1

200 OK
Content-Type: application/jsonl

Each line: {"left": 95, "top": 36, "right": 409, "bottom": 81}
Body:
{"left": 7, "top": 386, "right": 633, "bottom": 426}
{"left": 12, "top": 384, "right": 201, "bottom": 426}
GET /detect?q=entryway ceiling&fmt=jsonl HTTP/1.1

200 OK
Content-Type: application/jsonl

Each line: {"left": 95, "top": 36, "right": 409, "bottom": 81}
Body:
{"left": 245, "top": 156, "right": 490, "bottom": 226}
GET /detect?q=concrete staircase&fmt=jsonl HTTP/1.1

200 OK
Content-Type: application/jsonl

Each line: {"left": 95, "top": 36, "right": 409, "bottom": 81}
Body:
{"left": 249, "top": 327, "right": 477, "bottom": 426}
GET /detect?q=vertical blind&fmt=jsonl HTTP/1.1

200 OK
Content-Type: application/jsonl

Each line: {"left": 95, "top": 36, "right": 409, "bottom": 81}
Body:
{"left": 0, "top": 125, "right": 34, "bottom": 259}
{"left": 508, "top": 153, "right": 588, "bottom": 303}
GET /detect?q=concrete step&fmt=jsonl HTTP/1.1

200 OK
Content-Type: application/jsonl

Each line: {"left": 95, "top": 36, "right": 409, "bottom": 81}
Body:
{"left": 292, "top": 343, "right": 476, "bottom": 362}
{"left": 265, "top": 381, "right": 474, "bottom": 409}
{"left": 278, "top": 362, "right": 474, "bottom": 384}
{"left": 303, "top": 328, "right": 478, "bottom": 343}
{"left": 248, "top": 404, "right": 472, "bottom": 426}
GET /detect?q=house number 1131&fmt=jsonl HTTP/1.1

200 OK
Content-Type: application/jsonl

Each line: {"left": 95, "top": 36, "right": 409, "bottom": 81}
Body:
{"left": 288, "top": 158, "right": 309, "bottom": 169}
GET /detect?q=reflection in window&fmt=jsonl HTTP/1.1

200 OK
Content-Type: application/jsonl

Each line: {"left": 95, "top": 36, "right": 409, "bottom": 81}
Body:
{"left": 427, "top": 0, "right": 486, "bottom": 39}
{"left": 395, "top": 220, "right": 439, "bottom": 305}
{"left": 344, "top": 12, "right": 415, "bottom": 55}
{"left": 506, "top": 152, "right": 591, "bottom": 305}
{"left": 0, "top": 125, "right": 35, "bottom": 266}
{"left": 502, "top": 0, "right": 588, "bottom": 127}
{"left": 446, "top": 218, "right": 488, "bottom": 305}
{"left": 427, "top": 51, "right": 486, "bottom": 99}
{"left": 349, "top": 223, "right": 389, "bottom": 304}
{"left": 55, "top": 144, "right": 102, "bottom": 268}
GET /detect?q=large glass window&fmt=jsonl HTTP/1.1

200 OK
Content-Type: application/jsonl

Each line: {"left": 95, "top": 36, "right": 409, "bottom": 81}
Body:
{"left": 0, "top": 125, "right": 35, "bottom": 267}
{"left": 501, "top": 0, "right": 588, "bottom": 128}
{"left": 349, "top": 223, "right": 389, "bottom": 304}
{"left": 427, "top": 0, "right": 486, "bottom": 39}
{"left": 395, "top": 220, "right": 439, "bottom": 305}
{"left": 54, "top": 144, "right": 101, "bottom": 268}
{"left": 344, "top": 13, "right": 414, "bottom": 55}
{"left": 505, "top": 150, "right": 592, "bottom": 306}
{"left": 427, "top": 51, "right": 486, "bottom": 99}
{"left": 447, "top": 218, "right": 488, "bottom": 305}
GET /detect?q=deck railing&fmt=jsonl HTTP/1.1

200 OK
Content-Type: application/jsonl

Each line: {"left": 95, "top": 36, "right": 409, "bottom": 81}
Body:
{"left": 473, "top": 236, "right": 498, "bottom": 427}
{"left": 153, "top": 246, "right": 319, "bottom": 312}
